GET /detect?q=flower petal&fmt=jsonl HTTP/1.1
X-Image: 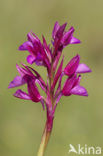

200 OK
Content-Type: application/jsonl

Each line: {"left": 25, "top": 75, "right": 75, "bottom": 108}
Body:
{"left": 19, "top": 41, "right": 33, "bottom": 51}
{"left": 56, "top": 23, "right": 67, "bottom": 39}
{"left": 16, "top": 64, "right": 31, "bottom": 77}
{"left": 8, "top": 76, "right": 26, "bottom": 88}
{"left": 76, "top": 63, "right": 92, "bottom": 73}
{"left": 14, "top": 89, "right": 31, "bottom": 100}
{"left": 70, "top": 36, "right": 81, "bottom": 44}
{"left": 52, "top": 21, "right": 60, "bottom": 39}
{"left": 42, "top": 35, "right": 52, "bottom": 62}
{"left": 35, "top": 79, "right": 46, "bottom": 92}
{"left": 62, "top": 75, "right": 76, "bottom": 96}
{"left": 27, "top": 79, "right": 41, "bottom": 102}
{"left": 70, "top": 85, "right": 88, "bottom": 96}
{"left": 61, "top": 26, "right": 74, "bottom": 45}
{"left": 34, "top": 55, "right": 44, "bottom": 66}
{"left": 27, "top": 32, "right": 37, "bottom": 43}
{"left": 27, "top": 66, "right": 46, "bottom": 88}
{"left": 27, "top": 55, "right": 36, "bottom": 64}
{"left": 64, "top": 55, "right": 80, "bottom": 76}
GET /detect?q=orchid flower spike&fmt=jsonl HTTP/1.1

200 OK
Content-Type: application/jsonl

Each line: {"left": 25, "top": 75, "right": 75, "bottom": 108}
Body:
{"left": 8, "top": 21, "right": 91, "bottom": 156}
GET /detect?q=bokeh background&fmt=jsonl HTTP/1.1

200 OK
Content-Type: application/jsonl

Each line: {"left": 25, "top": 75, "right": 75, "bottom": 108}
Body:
{"left": 0, "top": 0, "right": 103, "bottom": 156}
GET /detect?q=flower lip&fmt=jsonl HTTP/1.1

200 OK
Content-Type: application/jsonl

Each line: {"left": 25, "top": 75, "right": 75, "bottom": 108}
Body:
{"left": 70, "top": 85, "right": 88, "bottom": 96}
{"left": 62, "top": 74, "right": 88, "bottom": 97}
{"left": 8, "top": 76, "right": 26, "bottom": 88}
{"left": 76, "top": 63, "right": 92, "bottom": 73}
{"left": 13, "top": 89, "right": 31, "bottom": 100}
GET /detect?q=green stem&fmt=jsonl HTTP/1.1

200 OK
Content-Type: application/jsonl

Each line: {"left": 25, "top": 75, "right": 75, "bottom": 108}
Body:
{"left": 37, "top": 59, "right": 54, "bottom": 156}
{"left": 37, "top": 121, "right": 52, "bottom": 156}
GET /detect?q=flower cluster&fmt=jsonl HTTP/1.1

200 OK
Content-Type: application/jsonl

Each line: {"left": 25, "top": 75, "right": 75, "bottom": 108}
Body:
{"left": 8, "top": 21, "right": 91, "bottom": 132}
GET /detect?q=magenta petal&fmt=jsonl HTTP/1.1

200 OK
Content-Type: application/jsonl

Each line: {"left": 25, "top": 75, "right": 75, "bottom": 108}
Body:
{"left": 42, "top": 36, "right": 52, "bottom": 62}
{"left": 52, "top": 21, "right": 60, "bottom": 39}
{"left": 62, "top": 76, "right": 76, "bottom": 96}
{"left": 8, "top": 76, "right": 26, "bottom": 88}
{"left": 21, "top": 64, "right": 35, "bottom": 76}
{"left": 70, "top": 85, "right": 88, "bottom": 96}
{"left": 16, "top": 64, "right": 29, "bottom": 77}
{"left": 27, "top": 32, "right": 41, "bottom": 47}
{"left": 64, "top": 55, "right": 80, "bottom": 76}
{"left": 76, "top": 63, "right": 92, "bottom": 73}
{"left": 27, "top": 55, "right": 36, "bottom": 64}
{"left": 36, "top": 79, "right": 46, "bottom": 92}
{"left": 56, "top": 23, "right": 67, "bottom": 39}
{"left": 14, "top": 89, "right": 31, "bottom": 100}
{"left": 27, "top": 79, "right": 41, "bottom": 102}
{"left": 19, "top": 41, "right": 33, "bottom": 51}
{"left": 68, "top": 26, "right": 75, "bottom": 34}
{"left": 28, "top": 66, "right": 46, "bottom": 88}
{"left": 27, "top": 32, "right": 36, "bottom": 43}
{"left": 70, "top": 36, "right": 81, "bottom": 44}
{"left": 61, "top": 27, "right": 74, "bottom": 45}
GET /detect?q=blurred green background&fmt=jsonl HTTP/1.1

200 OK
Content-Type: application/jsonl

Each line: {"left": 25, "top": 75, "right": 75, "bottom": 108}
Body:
{"left": 0, "top": 0, "right": 103, "bottom": 156}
